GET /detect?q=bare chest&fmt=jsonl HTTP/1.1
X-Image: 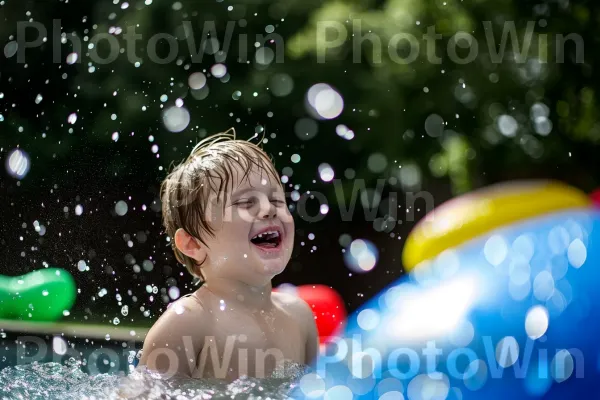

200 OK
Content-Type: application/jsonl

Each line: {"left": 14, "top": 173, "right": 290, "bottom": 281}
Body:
{"left": 194, "top": 307, "right": 305, "bottom": 379}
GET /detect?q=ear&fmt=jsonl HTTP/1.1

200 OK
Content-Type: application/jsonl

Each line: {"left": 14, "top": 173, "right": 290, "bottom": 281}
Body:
{"left": 174, "top": 228, "right": 206, "bottom": 264}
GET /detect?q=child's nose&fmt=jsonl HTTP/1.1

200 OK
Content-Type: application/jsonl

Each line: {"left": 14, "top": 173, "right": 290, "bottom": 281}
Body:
{"left": 259, "top": 198, "right": 277, "bottom": 219}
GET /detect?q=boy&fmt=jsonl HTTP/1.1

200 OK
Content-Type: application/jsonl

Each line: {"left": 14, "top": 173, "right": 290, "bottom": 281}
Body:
{"left": 138, "top": 129, "right": 319, "bottom": 381}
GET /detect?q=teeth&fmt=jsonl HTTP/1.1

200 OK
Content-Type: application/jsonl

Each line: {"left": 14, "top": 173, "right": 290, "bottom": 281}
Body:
{"left": 251, "top": 230, "right": 280, "bottom": 240}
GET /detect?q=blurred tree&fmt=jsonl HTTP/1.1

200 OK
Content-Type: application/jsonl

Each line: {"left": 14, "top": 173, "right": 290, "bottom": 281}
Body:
{"left": 2, "top": 0, "right": 600, "bottom": 321}
{"left": 2, "top": 0, "right": 599, "bottom": 199}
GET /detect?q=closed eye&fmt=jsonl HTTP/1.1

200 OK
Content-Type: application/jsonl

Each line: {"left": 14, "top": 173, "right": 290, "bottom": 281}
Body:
{"left": 234, "top": 198, "right": 257, "bottom": 207}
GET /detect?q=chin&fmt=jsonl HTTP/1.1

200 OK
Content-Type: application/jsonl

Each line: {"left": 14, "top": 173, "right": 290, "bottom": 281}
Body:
{"left": 249, "top": 240, "right": 292, "bottom": 276}
{"left": 260, "top": 261, "right": 287, "bottom": 276}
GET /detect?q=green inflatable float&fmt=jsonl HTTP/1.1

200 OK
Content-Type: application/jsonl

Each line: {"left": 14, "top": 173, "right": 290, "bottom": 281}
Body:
{"left": 0, "top": 268, "right": 76, "bottom": 321}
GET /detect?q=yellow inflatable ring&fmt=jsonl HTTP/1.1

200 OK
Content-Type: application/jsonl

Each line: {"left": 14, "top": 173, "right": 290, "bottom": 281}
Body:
{"left": 402, "top": 180, "right": 592, "bottom": 272}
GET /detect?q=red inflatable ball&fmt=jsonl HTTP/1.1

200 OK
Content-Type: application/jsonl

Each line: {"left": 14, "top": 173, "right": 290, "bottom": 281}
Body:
{"left": 592, "top": 189, "right": 600, "bottom": 208}
{"left": 275, "top": 284, "right": 347, "bottom": 344}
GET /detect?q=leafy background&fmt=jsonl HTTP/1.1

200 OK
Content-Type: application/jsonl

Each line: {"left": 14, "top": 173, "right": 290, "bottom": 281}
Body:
{"left": 1, "top": 0, "right": 599, "bottom": 329}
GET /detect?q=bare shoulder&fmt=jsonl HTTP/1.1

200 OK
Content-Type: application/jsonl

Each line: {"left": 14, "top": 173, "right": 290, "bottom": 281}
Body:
{"left": 160, "top": 292, "right": 205, "bottom": 318}
{"left": 142, "top": 293, "right": 208, "bottom": 351}
{"left": 272, "top": 291, "right": 313, "bottom": 318}
{"left": 272, "top": 291, "right": 319, "bottom": 365}
{"left": 138, "top": 292, "right": 209, "bottom": 376}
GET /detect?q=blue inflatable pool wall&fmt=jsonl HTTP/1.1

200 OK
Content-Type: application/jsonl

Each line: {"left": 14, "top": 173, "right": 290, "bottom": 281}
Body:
{"left": 292, "top": 209, "right": 600, "bottom": 399}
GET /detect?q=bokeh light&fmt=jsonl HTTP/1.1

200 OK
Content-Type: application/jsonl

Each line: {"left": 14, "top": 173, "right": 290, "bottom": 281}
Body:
{"left": 115, "top": 200, "right": 128, "bottom": 216}
{"left": 162, "top": 106, "right": 190, "bottom": 132}
{"left": 270, "top": 73, "right": 294, "bottom": 97}
{"left": 210, "top": 64, "right": 227, "bottom": 78}
{"left": 306, "top": 83, "right": 344, "bottom": 120}
{"left": 295, "top": 118, "right": 319, "bottom": 141}
{"left": 336, "top": 124, "right": 355, "bottom": 140}
{"left": 344, "top": 239, "right": 378, "bottom": 273}
{"left": 318, "top": 163, "right": 335, "bottom": 182}
{"left": 188, "top": 72, "right": 206, "bottom": 90}
{"left": 525, "top": 305, "right": 549, "bottom": 339}
{"left": 497, "top": 114, "right": 518, "bottom": 137}
{"left": 6, "top": 149, "right": 30, "bottom": 179}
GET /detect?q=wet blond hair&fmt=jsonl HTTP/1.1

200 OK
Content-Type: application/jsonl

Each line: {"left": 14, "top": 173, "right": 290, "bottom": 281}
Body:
{"left": 160, "top": 128, "right": 282, "bottom": 281}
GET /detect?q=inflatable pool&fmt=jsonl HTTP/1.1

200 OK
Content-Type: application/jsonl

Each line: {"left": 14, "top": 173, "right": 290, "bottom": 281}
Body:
{"left": 292, "top": 180, "right": 600, "bottom": 399}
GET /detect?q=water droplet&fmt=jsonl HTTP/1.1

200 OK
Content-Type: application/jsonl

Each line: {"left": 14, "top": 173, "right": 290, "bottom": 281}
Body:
{"left": 344, "top": 239, "right": 378, "bottom": 273}
{"left": 530, "top": 102, "right": 550, "bottom": 119}
{"left": 115, "top": 200, "right": 128, "bottom": 216}
{"left": 188, "top": 72, "right": 206, "bottom": 90}
{"left": 162, "top": 106, "right": 190, "bottom": 132}
{"left": 357, "top": 309, "right": 380, "bottom": 331}
{"left": 534, "top": 117, "right": 552, "bottom": 135}
{"left": 174, "top": 304, "right": 185, "bottom": 315}
{"left": 210, "top": 63, "right": 227, "bottom": 78}
{"left": 6, "top": 149, "right": 30, "bottom": 179}
{"left": 484, "top": 235, "right": 508, "bottom": 266}
{"left": 306, "top": 83, "right": 344, "bottom": 120}
{"left": 53, "top": 337, "right": 68, "bottom": 355}
{"left": 4, "top": 41, "right": 18, "bottom": 58}
{"left": 168, "top": 286, "right": 180, "bottom": 300}
{"left": 336, "top": 124, "right": 355, "bottom": 140}
{"left": 66, "top": 52, "right": 78, "bottom": 64}
{"left": 497, "top": 115, "right": 518, "bottom": 137}
{"left": 424, "top": 114, "right": 444, "bottom": 137}
{"left": 567, "top": 238, "right": 586, "bottom": 268}
{"left": 318, "top": 163, "right": 335, "bottom": 182}
{"left": 525, "top": 305, "right": 549, "bottom": 339}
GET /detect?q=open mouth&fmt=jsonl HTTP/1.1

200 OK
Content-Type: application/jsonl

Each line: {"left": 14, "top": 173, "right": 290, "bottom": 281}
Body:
{"left": 250, "top": 230, "right": 282, "bottom": 249}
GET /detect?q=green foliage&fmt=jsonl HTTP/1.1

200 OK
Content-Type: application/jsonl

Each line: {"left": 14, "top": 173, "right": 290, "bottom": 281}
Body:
{"left": 2, "top": 0, "right": 600, "bottom": 201}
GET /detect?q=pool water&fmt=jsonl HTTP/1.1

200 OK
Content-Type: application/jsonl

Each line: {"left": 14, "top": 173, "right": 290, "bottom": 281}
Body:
{"left": 0, "top": 330, "right": 309, "bottom": 399}
{"left": 0, "top": 358, "right": 310, "bottom": 399}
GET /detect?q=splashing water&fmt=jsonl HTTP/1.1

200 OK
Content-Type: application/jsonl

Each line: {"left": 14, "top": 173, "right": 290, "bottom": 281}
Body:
{"left": 0, "top": 358, "right": 310, "bottom": 399}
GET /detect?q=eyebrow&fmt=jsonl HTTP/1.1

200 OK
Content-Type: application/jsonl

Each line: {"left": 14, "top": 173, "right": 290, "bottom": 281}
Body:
{"left": 231, "top": 186, "right": 283, "bottom": 198}
{"left": 231, "top": 187, "right": 256, "bottom": 197}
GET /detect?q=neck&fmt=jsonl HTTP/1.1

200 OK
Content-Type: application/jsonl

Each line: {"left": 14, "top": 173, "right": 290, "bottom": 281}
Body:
{"left": 200, "top": 276, "right": 273, "bottom": 310}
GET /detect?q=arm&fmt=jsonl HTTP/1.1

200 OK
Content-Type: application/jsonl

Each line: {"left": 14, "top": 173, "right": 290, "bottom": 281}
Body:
{"left": 294, "top": 297, "right": 319, "bottom": 366}
{"left": 138, "top": 299, "right": 205, "bottom": 378}
{"left": 304, "top": 310, "right": 319, "bottom": 366}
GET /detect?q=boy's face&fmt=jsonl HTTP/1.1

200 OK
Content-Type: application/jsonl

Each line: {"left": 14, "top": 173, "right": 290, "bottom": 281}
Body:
{"left": 201, "top": 164, "right": 294, "bottom": 284}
